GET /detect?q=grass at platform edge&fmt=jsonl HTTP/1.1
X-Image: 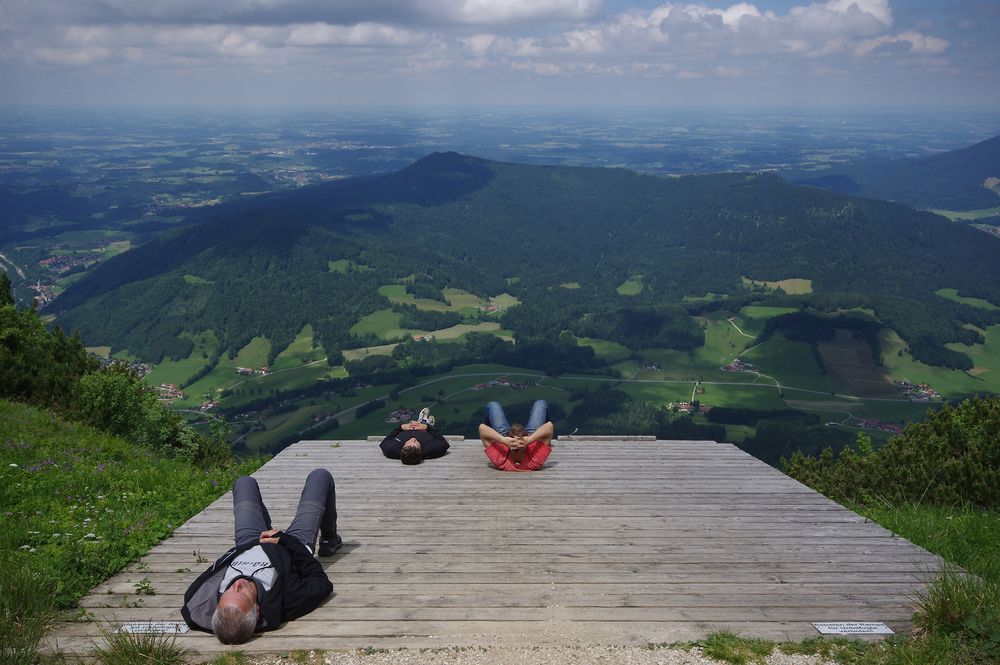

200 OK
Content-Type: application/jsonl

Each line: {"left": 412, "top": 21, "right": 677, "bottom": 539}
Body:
{"left": 0, "top": 398, "right": 265, "bottom": 664}
{"left": 90, "top": 623, "right": 187, "bottom": 665}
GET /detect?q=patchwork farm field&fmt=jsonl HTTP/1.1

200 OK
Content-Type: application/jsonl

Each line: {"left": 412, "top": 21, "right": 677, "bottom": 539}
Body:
{"left": 134, "top": 298, "right": 996, "bottom": 453}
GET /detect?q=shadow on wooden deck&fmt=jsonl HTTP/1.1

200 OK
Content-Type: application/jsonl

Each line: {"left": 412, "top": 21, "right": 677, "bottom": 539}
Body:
{"left": 49, "top": 439, "right": 941, "bottom": 658}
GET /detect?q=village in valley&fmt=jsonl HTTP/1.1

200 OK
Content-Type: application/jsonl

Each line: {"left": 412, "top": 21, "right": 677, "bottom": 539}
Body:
{"left": 895, "top": 379, "right": 941, "bottom": 401}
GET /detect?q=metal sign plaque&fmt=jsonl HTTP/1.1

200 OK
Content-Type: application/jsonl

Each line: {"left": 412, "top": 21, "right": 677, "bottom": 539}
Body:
{"left": 119, "top": 621, "right": 190, "bottom": 634}
{"left": 813, "top": 622, "right": 894, "bottom": 635}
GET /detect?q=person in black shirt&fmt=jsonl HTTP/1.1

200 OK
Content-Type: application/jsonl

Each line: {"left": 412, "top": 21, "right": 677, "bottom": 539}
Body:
{"left": 379, "top": 408, "right": 449, "bottom": 464}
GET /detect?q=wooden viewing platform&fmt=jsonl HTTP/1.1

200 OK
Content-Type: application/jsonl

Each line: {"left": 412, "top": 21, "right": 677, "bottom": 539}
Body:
{"left": 51, "top": 439, "right": 942, "bottom": 658}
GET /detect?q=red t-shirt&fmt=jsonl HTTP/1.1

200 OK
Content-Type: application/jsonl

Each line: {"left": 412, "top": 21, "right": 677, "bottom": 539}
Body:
{"left": 484, "top": 440, "right": 551, "bottom": 471}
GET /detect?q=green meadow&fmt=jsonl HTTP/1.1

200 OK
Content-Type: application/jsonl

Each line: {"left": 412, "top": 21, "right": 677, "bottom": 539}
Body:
{"left": 575, "top": 336, "right": 631, "bottom": 362}
{"left": 616, "top": 274, "right": 644, "bottom": 295}
{"left": 736, "top": 305, "right": 800, "bottom": 336}
{"left": 682, "top": 292, "right": 728, "bottom": 303}
{"left": 742, "top": 332, "right": 834, "bottom": 394}
{"left": 881, "top": 327, "right": 1000, "bottom": 398}
{"left": 935, "top": 287, "right": 1000, "bottom": 311}
{"left": 172, "top": 335, "right": 271, "bottom": 407}
{"left": 241, "top": 400, "right": 342, "bottom": 452}
{"left": 350, "top": 308, "right": 422, "bottom": 341}
{"left": 377, "top": 284, "right": 516, "bottom": 316}
{"left": 929, "top": 205, "right": 1000, "bottom": 221}
{"left": 144, "top": 331, "right": 220, "bottom": 387}
{"left": 270, "top": 324, "right": 327, "bottom": 370}
{"left": 217, "top": 362, "right": 347, "bottom": 411}
{"left": 741, "top": 276, "right": 813, "bottom": 295}
{"left": 491, "top": 294, "right": 520, "bottom": 309}
{"left": 634, "top": 312, "right": 756, "bottom": 381}
{"left": 328, "top": 258, "right": 372, "bottom": 273}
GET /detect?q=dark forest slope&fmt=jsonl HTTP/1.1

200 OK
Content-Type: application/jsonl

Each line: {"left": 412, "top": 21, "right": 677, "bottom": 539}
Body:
{"left": 54, "top": 153, "right": 1000, "bottom": 363}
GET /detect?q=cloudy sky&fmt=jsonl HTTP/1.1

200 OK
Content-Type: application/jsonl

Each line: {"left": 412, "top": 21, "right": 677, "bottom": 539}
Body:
{"left": 1, "top": 0, "right": 998, "bottom": 108}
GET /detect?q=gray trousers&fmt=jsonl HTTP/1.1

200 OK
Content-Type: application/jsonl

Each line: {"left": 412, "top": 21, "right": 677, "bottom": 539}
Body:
{"left": 232, "top": 468, "right": 338, "bottom": 552}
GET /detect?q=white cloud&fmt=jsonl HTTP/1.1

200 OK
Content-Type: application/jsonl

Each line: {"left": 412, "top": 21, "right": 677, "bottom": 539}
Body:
{"left": 286, "top": 22, "right": 427, "bottom": 47}
{"left": 718, "top": 3, "right": 765, "bottom": 29}
{"left": 0, "top": 0, "right": 961, "bottom": 96}
{"left": 820, "top": 0, "right": 892, "bottom": 27}
{"left": 714, "top": 65, "right": 744, "bottom": 77}
{"left": 463, "top": 33, "right": 499, "bottom": 57}
{"left": 511, "top": 60, "right": 565, "bottom": 76}
{"left": 561, "top": 29, "right": 605, "bottom": 54}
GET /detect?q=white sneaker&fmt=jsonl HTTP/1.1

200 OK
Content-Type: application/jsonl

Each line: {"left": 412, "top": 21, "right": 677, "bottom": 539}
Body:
{"left": 417, "top": 407, "right": 432, "bottom": 425}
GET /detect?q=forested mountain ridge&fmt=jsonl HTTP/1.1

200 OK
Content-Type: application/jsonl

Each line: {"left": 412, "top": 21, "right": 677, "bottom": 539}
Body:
{"left": 791, "top": 134, "right": 1000, "bottom": 211}
{"left": 53, "top": 152, "right": 1000, "bottom": 365}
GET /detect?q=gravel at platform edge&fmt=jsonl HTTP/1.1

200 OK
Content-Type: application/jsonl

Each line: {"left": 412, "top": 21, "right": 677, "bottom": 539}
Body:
{"left": 238, "top": 645, "right": 834, "bottom": 665}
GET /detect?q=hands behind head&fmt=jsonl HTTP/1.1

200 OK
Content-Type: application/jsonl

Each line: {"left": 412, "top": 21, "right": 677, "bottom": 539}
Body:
{"left": 506, "top": 435, "right": 528, "bottom": 451}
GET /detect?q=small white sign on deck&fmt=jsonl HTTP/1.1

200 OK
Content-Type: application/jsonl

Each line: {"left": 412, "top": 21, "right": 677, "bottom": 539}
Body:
{"left": 813, "top": 622, "right": 894, "bottom": 635}
{"left": 119, "top": 621, "right": 189, "bottom": 634}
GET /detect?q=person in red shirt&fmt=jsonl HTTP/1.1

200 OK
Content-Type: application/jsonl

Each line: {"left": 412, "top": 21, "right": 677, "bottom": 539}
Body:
{"left": 479, "top": 400, "right": 553, "bottom": 471}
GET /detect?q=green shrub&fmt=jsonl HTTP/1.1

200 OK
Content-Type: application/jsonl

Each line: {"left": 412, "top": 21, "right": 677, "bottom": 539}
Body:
{"left": 0, "top": 282, "right": 97, "bottom": 411}
{"left": 78, "top": 363, "right": 231, "bottom": 465}
{"left": 783, "top": 395, "right": 1000, "bottom": 509}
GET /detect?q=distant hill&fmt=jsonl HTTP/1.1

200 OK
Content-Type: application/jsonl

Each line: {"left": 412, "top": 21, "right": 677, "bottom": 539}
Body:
{"left": 791, "top": 134, "right": 1000, "bottom": 211}
{"left": 53, "top": 152, "right": 1000, "bottom": 365}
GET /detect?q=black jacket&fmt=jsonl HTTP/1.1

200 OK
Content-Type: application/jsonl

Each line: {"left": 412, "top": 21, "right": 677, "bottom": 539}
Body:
{"left": 181, "top": 532, "right": 332, "bottom": 634}
{"left": 379, "top": 425, "right": 450, "bottom": 460}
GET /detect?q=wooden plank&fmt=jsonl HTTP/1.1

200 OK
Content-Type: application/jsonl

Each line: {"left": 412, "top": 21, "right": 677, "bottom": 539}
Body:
{"left": 79, "top": 591, "right": 921, "bottom": 609}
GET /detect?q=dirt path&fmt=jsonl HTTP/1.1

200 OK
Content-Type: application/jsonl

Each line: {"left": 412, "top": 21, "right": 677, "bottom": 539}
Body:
{"left": 242, "top": 645, "right": 834, "bottom": 665}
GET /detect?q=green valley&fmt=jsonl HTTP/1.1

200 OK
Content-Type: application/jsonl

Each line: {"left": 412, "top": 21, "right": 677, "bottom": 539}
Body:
{"left": 7, "top": 151, "right": 996, "bottom": 457}
{"left": 159, "top": 301, "right": 944, "bottom": 456}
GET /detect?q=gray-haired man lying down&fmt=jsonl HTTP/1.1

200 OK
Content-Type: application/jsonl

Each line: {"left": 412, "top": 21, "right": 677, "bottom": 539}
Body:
{"left": 181, "top": 468, "right": 343, "bottom": 644}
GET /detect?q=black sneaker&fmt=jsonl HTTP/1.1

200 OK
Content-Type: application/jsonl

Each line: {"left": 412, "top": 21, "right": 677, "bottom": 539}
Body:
{"left": 318, "top": 534, "right": 343, "bottom": 556}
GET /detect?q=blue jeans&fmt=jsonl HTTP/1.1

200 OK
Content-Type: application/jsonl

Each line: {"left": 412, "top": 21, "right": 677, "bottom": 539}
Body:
{"left": 233, "top": 469, "right": 338, "bottom": 552}
{"left": 485, "top": 400, "right": 548, "bottom": 435}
